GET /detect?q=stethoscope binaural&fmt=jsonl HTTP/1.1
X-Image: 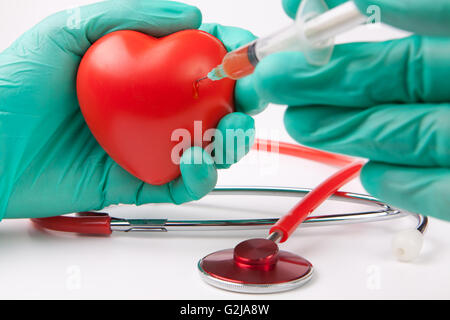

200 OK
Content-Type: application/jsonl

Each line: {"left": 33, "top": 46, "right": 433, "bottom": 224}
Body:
{"left": 30, "top": 140, "right": 428, "bottom": 294}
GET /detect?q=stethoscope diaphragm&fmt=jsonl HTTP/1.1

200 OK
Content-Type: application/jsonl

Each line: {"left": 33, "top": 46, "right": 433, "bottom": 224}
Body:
{"left": 198, "top": 238, "right": 314, "bottom": 294}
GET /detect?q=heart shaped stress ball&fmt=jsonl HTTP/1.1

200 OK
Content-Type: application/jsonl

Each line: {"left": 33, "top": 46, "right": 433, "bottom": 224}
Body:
{"left": 77, "top": 30, "right": 235, "bottom": 185}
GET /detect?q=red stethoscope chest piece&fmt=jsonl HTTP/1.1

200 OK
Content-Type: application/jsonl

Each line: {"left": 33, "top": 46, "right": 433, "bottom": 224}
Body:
{"left": 198, "top": 238, "right": 313, "bottom": 293}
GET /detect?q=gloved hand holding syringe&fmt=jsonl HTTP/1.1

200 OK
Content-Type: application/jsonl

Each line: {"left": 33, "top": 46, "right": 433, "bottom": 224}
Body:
{"left": 200, "top": 0, "right": 367, "bottom": 82}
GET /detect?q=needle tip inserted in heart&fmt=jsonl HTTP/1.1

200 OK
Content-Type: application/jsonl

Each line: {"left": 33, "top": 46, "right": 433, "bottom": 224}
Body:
{"left": 193, "top": 77, "right": 208, "bottom": 99}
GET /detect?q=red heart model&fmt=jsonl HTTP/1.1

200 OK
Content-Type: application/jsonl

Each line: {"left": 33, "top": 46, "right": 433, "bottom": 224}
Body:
{"left": 77, "top": 30, "right": 235, "bottom": 185}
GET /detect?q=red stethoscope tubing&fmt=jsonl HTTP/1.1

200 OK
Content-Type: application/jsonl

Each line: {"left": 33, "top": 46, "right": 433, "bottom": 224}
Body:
{"left": 31, "top": 212, "right": 112, "bottom": 235}
{"left": 270, "top": 161, "right": 363, "bottom": 242}
{"left": 253, "top": 139, "right": 364, "bottom": 243}
{"left": 253, "top": 139, "right": 355, "bottom": 167}
{"left": 31, "top": 139, "right": 363, "bottom": 237}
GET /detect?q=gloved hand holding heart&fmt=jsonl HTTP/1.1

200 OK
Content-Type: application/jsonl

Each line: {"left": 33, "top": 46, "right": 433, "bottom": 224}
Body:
{"left": 0, "top": 0, "right": 268, "bottom": 220}
{"left": 77, "top": 29, "right": 236, "bottom": 185}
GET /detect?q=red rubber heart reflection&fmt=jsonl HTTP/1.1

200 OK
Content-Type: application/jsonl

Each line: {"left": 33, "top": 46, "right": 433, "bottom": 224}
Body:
{"left": 77, "top": 30, "right": 235, "bottom": 185}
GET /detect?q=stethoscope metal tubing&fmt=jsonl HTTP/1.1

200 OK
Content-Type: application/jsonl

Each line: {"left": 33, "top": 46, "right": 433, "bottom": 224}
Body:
{"left": 109, "top": 186, "right": 427, "bottom": 234}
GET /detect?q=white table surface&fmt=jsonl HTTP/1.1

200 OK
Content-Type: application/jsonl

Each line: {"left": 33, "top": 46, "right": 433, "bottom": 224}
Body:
{"left": 0, "top": 0, "right": 449, "bottom": 300}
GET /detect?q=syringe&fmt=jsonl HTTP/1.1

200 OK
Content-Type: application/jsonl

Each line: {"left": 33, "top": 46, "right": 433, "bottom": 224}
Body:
{"left": 204, "top": 0, "right": 367, "bottom": 82}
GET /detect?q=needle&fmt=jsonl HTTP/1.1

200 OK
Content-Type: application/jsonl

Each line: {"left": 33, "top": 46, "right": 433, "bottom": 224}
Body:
{"left": 193, "top": 77, "right": 208, "bottom": 99}
{"left": 196, "top": 76, "right": 208, "bottom": 83}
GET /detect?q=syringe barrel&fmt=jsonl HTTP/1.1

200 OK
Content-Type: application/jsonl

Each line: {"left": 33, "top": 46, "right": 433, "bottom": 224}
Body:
{"left": 213, "top": 42, "right": 258, "bottom": 80}
{"left": 254, "top": 25, "right": 304, "bottom": 61}
{"left": 254, "top": 1, "right": 365, "bottom": 61}
{"left": 303, "top": 1, "right": 367, "bottom": 43}
{"left": 210, "top": 1, "right": 366, "bottom": 81}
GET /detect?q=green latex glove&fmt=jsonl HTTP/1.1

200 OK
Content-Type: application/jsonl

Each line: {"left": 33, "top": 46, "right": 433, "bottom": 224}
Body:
{"left": 0, "top": 0, "right": 267, "bottom": 219}
{"left": 250, "top": 0, "right": 450, "bottom": 220}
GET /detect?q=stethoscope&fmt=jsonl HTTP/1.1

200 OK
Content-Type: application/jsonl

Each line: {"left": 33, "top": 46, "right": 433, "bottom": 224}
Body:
{"left": 30, "top": 140, "right": 428, "bottom": 294}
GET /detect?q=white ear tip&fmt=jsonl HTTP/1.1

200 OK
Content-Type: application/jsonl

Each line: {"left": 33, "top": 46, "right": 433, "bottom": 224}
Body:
{"left": 392, "top": 229, "right": 424, "bottom": 262}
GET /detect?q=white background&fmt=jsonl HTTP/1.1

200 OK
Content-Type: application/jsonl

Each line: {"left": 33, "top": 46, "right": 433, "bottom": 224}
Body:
{"left": 0, "top": 0, "right": 449, "bottom": 300}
